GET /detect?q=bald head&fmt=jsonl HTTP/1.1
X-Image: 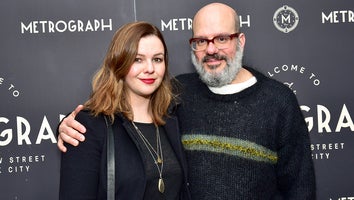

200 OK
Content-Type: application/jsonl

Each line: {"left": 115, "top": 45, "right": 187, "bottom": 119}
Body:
{"left": 192, "top": 3, "right": 240, "bottom": 36}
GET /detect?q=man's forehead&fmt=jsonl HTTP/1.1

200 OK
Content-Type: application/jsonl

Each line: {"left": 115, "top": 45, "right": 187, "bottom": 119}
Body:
{"left": 192, "top": 31, "right": 232, "bottom": 38}
{"left": 192, "top": 17, "right": 236, "bottom": 37}
{"left": 193, "top": 23, "right": 236, "bottom": 37}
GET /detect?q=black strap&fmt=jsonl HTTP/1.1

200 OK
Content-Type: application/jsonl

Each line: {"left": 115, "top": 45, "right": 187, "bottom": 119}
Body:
{"left": 104, "top": 116, "right": 115, "bottom": 200}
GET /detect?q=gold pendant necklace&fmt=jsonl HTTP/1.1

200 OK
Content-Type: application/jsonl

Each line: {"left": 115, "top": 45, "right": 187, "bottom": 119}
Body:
{"left": 158, "top": 177, "right": 165, "bottom": 193}
{"left": 131, "top": 121, "right": 165, "bottom": 193}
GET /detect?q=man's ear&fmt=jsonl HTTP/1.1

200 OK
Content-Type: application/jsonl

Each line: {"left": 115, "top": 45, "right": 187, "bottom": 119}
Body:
{"left": 238, "top": 33, "right": 246, "bottom": 49}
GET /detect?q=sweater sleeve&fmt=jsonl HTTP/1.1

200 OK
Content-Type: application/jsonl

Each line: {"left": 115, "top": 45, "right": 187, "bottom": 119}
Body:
{"left": 276, "top": 91, "right": 316, "bottom": 199}
{"left": 59, "top": 111, "right": 106, "bottom": 200}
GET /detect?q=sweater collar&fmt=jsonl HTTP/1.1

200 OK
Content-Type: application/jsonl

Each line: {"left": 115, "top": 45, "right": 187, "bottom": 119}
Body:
{"left": 208, "top": 76, "right": 257, "bottom": 95}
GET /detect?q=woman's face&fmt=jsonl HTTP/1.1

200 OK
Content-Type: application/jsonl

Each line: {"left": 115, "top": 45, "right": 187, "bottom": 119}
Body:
{"left": 124, "top": 35, "right": 166, "bottom": 101}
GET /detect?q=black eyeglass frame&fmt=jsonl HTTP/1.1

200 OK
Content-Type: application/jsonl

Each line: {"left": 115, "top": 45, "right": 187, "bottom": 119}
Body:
{"left": 189, "top": 32, "right": 240, "bottom": 51}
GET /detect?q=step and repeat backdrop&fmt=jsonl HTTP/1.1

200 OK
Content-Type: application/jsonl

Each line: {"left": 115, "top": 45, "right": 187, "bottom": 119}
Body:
{"left": 1, "top": 0, "right": 353, "bottom": 199}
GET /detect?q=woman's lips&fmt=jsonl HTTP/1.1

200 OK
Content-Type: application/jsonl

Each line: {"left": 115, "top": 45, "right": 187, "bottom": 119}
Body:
{"left": 140, "top": 78, "right": 156, "bottom": 84}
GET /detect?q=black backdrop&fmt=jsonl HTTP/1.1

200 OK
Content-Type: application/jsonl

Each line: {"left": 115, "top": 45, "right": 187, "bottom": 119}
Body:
{"left": 1, "top": 0, "right": 353, "bottom": 199}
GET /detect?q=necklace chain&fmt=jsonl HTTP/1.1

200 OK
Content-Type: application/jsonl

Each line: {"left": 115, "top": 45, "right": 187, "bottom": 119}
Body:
{"left": 131, "top": 121, "right": 165, "bottom": 193}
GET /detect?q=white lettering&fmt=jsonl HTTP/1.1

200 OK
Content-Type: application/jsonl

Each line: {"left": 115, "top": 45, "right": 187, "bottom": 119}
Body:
{"left": 39, "top": 21, "right": 47, "bottom": 33}
{"left": 77, "top": 20, "right": 84, "bottom": 32}
{"left": 317, "top": 105, "right": 331, "bottom": 133}
{"left": 239, "top": 15, "right": 251, "bottom": 27}
{"left": 301, "top": 105, "right": 313, "bottom": 131}
{"left": 21, "top": 19, "right": 113, "bottom": 34}
{"left": 94, "top": 19, "right": 101, "bottom": 31}
{"left": 17, "top": 116, "right": 31, "bottom": 145}
{"left": 9, "top": 155, "right": 45, "bottom": 163}
{"left": 35, "top": 116, "right": 57, "bottom": 144}
{"left": 8, "top": 165, "right": 30, "bottom": 173}
{"left": 282, "top": 15, "right": 291, "bottom": 24}
{"left": 68, "top": 20, "right": 76, "bottom": 32}
{"left": 56, "top": 20, "right": 67, "bottom": 32}
{"left": 335, "top": 104, "right": 354, "bottom": 132}
{"left": 0, "top": 115, "right": 63, "bottom": 146}
{"left": 322, "top": 10, "right": 354, "bottom": 23}
{"left": 267, "top": 64, "right": 306, "bottom": 77}
{"left": 8, "top": 84, "right": 20, "bottom": 97}
{"left": 309, "top": 73, "right": 320, "bottom": 86}
{"left": 0, "top": 117, "right": 12, "bottom": 146}
{"left": 32, "top": 21, "right": 39, "bottom": 33}
{"left": 21, "top": 22, "right": 32, "bottom": 34}
{"left": 302, "top": 104, "right": 353, "bottom": 133}
{"left": 173, "top": 19, "right": 178, "bottom": 30}
{"left": 161, "top": 19, "right": 172, "bottom": 31}
{"left": 160, "top": 18, "right": 193, "bottom": 31}
{"left": 85, "top": 20, "right": 94, "bottom": 32}
{"left": 311, "top": 143, "right": 344, "bottom": 150}
{"left": 101, "top": 19, "right": 112, "bottom": 31}
{"left": 59, "top": 114, "right": 66, "bottom": 122}
{"left": 311, "top": 152, "right": 330, "bottom": 159}
{"left": 179, "top": 18, "right": 187, "bottom": 30}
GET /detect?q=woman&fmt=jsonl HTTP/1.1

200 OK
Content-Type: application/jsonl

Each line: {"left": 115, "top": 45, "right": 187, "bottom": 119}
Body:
{"left": 59, "top": 21, "right": 191, "bottom": 200}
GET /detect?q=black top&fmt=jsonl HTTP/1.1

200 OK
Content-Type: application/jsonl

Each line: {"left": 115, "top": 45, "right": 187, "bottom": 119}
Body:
{"left": 133, "top": 122, "right": 182, "bottom": 200}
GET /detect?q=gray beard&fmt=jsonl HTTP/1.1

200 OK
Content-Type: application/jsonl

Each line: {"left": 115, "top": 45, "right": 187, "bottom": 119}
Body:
{"left": 191, "top": 45, "right": 243, "bottom": 87}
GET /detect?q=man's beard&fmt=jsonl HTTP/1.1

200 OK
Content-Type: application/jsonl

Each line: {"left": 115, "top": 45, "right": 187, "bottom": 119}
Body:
{"left": 191, "top": 43, "right": 243, "bottom": 87}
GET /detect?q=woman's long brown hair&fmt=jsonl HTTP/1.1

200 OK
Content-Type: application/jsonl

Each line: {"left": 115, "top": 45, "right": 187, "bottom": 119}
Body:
{"left": 84, "top": 21, "right": 173, "bottom": 125}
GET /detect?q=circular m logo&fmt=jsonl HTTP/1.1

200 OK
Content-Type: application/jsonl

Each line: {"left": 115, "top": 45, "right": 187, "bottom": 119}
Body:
{"left": 273, "top": 5, "right": 299, "bottom": 33}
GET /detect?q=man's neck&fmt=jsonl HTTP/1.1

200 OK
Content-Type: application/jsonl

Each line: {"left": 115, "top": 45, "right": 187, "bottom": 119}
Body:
{"left": 230, "top": 67, "right": 254, "bottom": 84}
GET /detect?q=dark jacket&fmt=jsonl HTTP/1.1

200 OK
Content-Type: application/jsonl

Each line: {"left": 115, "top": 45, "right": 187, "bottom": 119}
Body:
{"left": 59, "top": 110, "right": 191, "bottom": 200}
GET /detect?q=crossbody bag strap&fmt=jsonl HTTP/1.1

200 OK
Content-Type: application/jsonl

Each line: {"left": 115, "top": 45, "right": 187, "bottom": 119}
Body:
{"left": 104, "top": 116, "right": 115, "bottom": 200}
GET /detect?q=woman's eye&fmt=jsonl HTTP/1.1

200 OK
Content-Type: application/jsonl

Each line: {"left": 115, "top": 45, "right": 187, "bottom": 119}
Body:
{"left": 153, "top": 57, "right": 163, "bottom": 63}
{"left": 134, "top": 58, "right": 142, "bottom": 63}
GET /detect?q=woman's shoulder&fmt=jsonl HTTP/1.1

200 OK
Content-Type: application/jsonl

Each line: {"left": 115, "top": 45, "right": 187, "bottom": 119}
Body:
{"left": 62, "top": 110, "right": 108, "bottom": 155}
{"left": 76, "top": 109, "right": 104, "bottom": 124}
{"left": 75, "top": 110, "right": 108, "bottom": 138}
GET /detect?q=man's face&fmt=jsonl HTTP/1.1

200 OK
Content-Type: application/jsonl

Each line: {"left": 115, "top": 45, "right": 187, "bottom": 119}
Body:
{"left": 191, "top": 41, "right": 243, "bottom": 87}
{"left": 191, "top": 7, "right": 245, "bottom": 87}
{"left": 192, "top": 32, "right": 238, "bottom": 76}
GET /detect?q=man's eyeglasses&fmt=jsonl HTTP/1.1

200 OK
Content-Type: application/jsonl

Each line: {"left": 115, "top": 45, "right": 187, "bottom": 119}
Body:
{"left": 189, "top": 33, "right": 240, "bottom": 51}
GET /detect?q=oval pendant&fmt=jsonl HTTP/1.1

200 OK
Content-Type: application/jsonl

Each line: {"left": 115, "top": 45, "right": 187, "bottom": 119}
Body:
{"left": 158, "top": 178, "right": 165, "bottom": 193}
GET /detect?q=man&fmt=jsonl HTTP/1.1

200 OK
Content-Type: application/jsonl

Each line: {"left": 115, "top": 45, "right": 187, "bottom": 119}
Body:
{"left": 58, "top": 3, "right": 316, "bottom": 199}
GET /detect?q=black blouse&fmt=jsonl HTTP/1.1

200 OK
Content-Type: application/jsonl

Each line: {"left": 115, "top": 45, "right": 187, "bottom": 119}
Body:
{"left": 133, "top": 122, "right": 182, "bottom": 200}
